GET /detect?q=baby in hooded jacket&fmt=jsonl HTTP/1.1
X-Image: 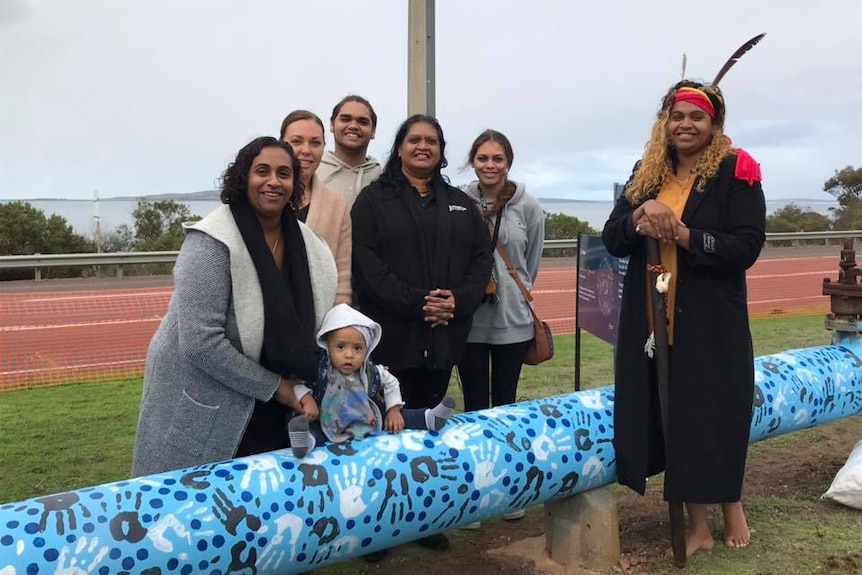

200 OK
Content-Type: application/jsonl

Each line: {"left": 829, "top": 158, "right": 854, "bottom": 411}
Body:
{"left": 288, "top": 303, "right": 455, "bottom": 458}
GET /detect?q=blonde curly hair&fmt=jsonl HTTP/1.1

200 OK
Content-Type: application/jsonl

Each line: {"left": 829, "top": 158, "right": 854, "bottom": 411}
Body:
{"left": 626, "top": 80, "right": 732, "bottom": 205}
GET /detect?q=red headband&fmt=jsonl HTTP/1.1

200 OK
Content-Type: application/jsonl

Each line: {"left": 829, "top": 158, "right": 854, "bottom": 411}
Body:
{"left": 673, "top": 87, "right": 716, "bottom": 118}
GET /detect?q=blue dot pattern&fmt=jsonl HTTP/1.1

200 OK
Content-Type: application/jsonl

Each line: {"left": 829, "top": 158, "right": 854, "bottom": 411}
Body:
{"left": 1, "top": 342, "right": 860, "bottom": 574}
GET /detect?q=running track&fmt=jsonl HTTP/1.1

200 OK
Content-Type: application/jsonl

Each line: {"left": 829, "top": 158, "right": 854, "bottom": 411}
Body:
{"left": 0, "top": 252, "right": 840, "bottom": 389}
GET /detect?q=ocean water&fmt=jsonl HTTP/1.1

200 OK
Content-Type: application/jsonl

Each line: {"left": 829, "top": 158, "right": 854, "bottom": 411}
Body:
{"left": 1, "top": 197, "right": 839, "bottom": 238}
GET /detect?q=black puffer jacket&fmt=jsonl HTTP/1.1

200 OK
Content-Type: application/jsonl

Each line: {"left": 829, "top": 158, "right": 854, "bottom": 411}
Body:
{"left": 351, "top": 175, "right": 492, "bottom": 371}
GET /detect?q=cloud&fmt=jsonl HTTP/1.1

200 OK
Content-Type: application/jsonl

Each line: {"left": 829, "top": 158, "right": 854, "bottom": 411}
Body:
{"left": 0, "top": 0, "right": 27, "bottom": 25}
{"left": 1, "top": 0, "right": 861, "bottom": 205}
{"left": 733, "top": 119, "right": 820, "bottom": 148}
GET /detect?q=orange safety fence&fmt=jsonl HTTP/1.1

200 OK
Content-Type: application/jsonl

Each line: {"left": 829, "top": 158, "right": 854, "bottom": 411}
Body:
{"left": 0, "top": 252, "right": 836, "bottom": 392}
{"left": 1, "top": 286, "right": 171, "bottom": 391}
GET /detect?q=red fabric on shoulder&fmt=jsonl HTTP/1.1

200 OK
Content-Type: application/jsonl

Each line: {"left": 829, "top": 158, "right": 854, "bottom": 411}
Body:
{"left": 732, "top": 147, "right": 762, "bottom": 185}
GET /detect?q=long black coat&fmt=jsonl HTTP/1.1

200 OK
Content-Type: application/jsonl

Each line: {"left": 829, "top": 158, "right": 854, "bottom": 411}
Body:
{"left": 602, "top": 153, "right": 766, "bottom": 502}
{"left": 351, "top": 175, "right": 492, "bottom": 372}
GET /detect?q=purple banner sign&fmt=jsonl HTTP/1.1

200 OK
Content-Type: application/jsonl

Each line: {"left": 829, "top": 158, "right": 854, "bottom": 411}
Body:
{"left": 576, "top": 234, "right": 626, "bottom": 345}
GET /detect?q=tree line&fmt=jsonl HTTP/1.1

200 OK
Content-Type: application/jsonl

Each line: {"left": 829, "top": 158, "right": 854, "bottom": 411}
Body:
{"left": 7, "top": 163, "right": 859, "bottom": 279}
{"left": 0, "top": 198, "right": 596, "bottom": 256}
{"left": 0, "top": 200, "right": 200, "bottom": 280}
{"left": 768, "top": 165, "right": 862, "bottom": 232}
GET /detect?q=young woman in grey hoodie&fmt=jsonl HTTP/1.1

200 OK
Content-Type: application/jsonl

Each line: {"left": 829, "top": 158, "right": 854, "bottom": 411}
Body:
{"left": 457, "top": 130, "right": 545, "bottom": 525}
{"left": 459, "top": 130, "right": 545, "bottom": 409}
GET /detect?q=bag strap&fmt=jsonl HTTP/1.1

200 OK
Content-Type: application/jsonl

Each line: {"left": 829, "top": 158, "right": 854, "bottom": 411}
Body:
{"left": 495, "top": 243, "right": 534, "bottom": 305}
{"left": 487, "top": 209, "right": 503, "bottom": 252}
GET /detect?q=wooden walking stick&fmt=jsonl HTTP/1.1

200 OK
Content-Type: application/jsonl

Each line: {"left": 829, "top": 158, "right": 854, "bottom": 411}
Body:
{"left": 645, "top": 237, "right": 687, "bottom": 568}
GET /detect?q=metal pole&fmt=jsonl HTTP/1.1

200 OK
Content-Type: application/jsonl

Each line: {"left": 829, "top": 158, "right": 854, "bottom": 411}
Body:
{"left": 93, "top": 189, "right": 101, "bottom": 253}
{"left": 407, "top": 0, "right": 435, "bottom": 116}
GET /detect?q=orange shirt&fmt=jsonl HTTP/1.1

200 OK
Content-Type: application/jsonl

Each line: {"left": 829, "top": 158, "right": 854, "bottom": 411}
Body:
{"left": 647, "top": 176, "right": 693, "bottom": 345}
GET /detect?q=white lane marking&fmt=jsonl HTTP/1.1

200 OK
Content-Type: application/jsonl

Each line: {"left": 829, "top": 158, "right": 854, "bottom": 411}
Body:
{"left": 0, "top": 318, "right": 161, "bottom": 332}
{"left": 20, "top": 291, "right": 171, "bottom": 304}
{"left": 750, "top": 296, "right": 827, "bottom": 305}
{"left": 747, "top": 270, "right": 834, "bottom": 279}
{"left": 756, "top": 256, "right": 836, "bottom": 263}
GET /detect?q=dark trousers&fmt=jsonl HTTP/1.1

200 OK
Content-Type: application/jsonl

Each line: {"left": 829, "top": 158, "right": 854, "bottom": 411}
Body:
{"left": 390, "top": 366, "right": 453, "bottom": 409}
{"left": 458, "top": 340, "right": 530, "bottom": 412}
{"left": 235, "top": 398, "right": 290, "bottom": 457}
{"left": 306, "top": 406, "right": 429, "bottom": 445}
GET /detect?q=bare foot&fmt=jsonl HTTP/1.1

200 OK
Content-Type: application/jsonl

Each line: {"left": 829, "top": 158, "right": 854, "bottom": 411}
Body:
{"left": 684, "top": 502, "right": 714, "bottom": 557}
{"left": 722, "top": 502, "right": 751, "bottom": 548}
{"left": 685, "top": 529, "right": 715, "bottom": 557}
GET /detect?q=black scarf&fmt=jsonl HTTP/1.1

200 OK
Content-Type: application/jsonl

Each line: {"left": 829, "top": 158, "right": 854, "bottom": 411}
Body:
{"left": 230, "top": 201, "right": 318, "bottom": 382}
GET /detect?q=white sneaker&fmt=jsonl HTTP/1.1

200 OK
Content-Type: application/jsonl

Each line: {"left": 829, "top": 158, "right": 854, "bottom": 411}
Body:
{"left": 460, "top": 521, "right": 481, "bottom": 530}
{"left": 501, "top": 509, "right": 525, "bottom": 521}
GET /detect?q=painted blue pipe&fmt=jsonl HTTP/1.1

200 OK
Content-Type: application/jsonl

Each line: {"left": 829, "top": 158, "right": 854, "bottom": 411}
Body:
{"left": 2, "top": 339, "right": 861, "bottom": 575}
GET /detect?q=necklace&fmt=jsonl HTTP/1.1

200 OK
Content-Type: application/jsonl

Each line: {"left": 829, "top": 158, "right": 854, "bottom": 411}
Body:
{"left": 269, "top": 234, "right": 280, "bottom": 255}
{"left": 673, "top": 167, "right": 693, "bottom": 182}
{"left": 479, "top": 185, "right": 500, "bottom": 214}
{"left": 671, "top": 174, "right": 692, "bottom": 189}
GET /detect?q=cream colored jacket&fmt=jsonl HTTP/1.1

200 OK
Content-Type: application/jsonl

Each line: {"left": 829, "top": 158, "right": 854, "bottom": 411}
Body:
{"left": 305, "top": 174, "right": 352, "bottom": 304}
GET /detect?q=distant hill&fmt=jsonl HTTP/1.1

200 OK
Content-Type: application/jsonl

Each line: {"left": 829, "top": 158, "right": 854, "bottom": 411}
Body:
{"left": 103, "top": 190, "right": 220, "bottom": 201}
{"left": 7, "top": 193, "right": 837, "bottom": 207}
{"left": 536, "top": 198, "right": 611, "bottom": 203}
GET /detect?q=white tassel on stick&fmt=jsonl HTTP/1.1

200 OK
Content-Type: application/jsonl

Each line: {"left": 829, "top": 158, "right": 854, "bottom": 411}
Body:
{"left": 656, "top": 272, "right": 671, "bottom": 293}
{"left": 644, "top": 332, "right": 656, "bottom": 358}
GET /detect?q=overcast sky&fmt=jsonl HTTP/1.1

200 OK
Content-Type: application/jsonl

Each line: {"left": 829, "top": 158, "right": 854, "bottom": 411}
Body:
{"left": 1, "top": 0, "right": 860, "bottom": 203}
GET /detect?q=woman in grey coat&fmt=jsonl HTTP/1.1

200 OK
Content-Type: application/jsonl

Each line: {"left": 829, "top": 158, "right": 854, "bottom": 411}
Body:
{"left": 132, "top": 137, "right": 337, "bottom": 477}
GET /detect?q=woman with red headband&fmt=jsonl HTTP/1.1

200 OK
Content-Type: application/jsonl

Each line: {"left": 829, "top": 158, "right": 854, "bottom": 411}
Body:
{"left": 602, "top": 80, "right": 766, "bottom": 557}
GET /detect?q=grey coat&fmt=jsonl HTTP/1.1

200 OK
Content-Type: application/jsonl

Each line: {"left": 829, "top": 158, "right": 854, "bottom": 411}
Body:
{"left": 132, "top": 205, "right": 337, "bottom": 477}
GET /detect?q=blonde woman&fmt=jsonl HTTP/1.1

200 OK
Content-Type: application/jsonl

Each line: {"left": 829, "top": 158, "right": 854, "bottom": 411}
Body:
{"left": 280, "top": 110, "right": 351, "bottom": 304}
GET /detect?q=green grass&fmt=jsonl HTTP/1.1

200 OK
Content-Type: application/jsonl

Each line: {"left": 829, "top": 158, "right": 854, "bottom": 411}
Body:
{"left": 642, "top": 502, "right": 862, "bottom": 575}
{"left": 0, "top": 378, "right": 140, "bottom": 502}
{"left": 0, "top": 314, "right": 851, "bottom": 575}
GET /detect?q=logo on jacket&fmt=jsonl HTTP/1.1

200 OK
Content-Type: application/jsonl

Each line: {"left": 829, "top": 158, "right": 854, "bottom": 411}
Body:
{"left": 703, "top": 233, "right": 716, "bottom": 253}
{"left": 449, "top": 205, "right": 467, "bottom": 212}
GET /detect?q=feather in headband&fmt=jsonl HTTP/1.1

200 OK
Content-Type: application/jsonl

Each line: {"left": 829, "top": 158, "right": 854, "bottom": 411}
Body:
{"left": 711, "top": 33, "right": 766, "bottom": 87}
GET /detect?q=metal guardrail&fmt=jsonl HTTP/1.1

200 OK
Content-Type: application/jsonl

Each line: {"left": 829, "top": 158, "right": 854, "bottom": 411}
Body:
{"left": 0, "top": 251, "right": 179, "bottom": 280}
{"left": 543, "top": 230, "right": 862, "bottom": 251}
{"left": 0, "top": 251, "right": 180, "bottom": 269}
{"left": 1, "top": 231, "right": 860, "bottom": 280}
{"left": 762, "top": 230, "right": 862, "bottom": 242}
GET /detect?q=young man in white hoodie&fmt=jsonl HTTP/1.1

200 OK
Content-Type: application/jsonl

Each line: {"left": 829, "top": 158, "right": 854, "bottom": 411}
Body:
{"left": 315, "top": 95, "right": 382, "bottom": 207}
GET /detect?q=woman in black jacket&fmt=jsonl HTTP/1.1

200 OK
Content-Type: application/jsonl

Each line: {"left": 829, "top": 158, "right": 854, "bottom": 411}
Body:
{"left": 352, "top": 114, "right": 491, "bottom": 404}
{"left": 602, "top": 80, "right": 766, "bottom": 557}
{"left": 351, "top": 115, "right": 492, "bottom": 552}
